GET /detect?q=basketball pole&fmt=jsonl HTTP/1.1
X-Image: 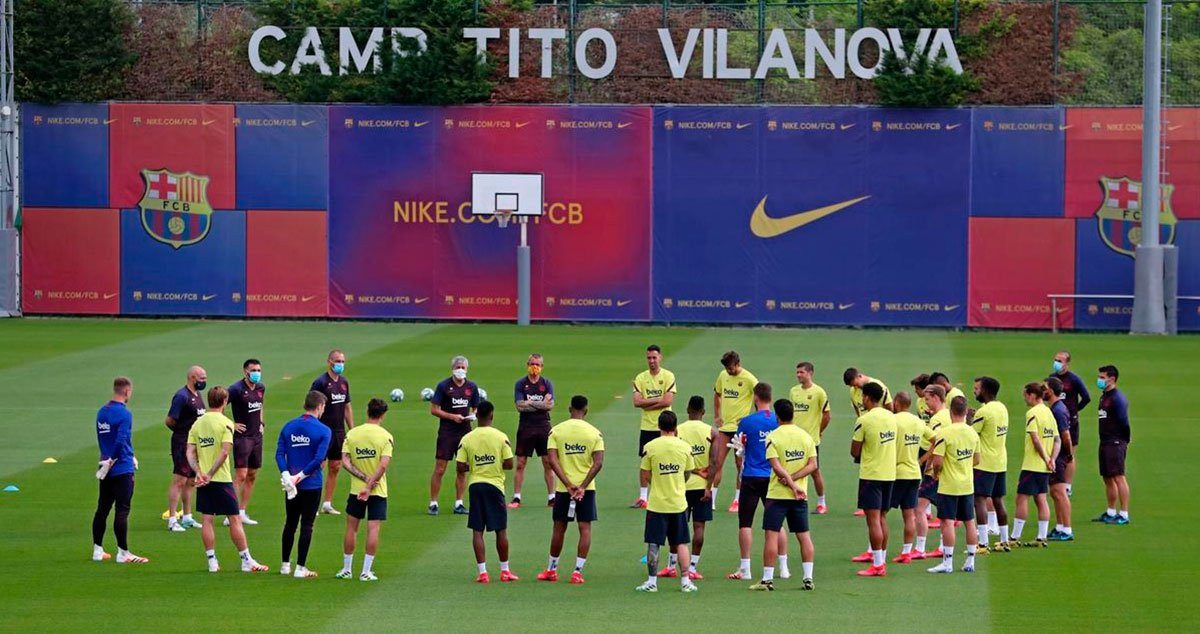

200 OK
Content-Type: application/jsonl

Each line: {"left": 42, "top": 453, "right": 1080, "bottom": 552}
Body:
{"left": 517, "top": 217, "right": 530, "bottom": 326}
{"left": 1131, "top": 0, "right": 1167, "bottom": 335}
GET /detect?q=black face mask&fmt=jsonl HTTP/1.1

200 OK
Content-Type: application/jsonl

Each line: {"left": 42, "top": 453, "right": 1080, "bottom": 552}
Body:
{"left": 195, "top": 380, "right": 207, "bottom": 391}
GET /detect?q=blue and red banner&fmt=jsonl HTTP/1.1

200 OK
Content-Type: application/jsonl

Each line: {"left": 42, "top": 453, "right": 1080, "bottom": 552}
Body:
{"left": 327, "top": 105, "right": 652, "bottom": 320}
{"left": 235, "top": 105, "right": 328, "bottom": 210}
{"left": 21, "top": 208, "right": 120, "bottom": 314}
{"left": 968, "top": 218, "right": 1075, "bottom": 329}
{"left": 970, "top": 107, "right": 1064, "bottom": 217}
{"left": 653, "top": 106, "right": 969, "bottom": 326}
{"left": 21, "top": 104, "right": 110, "bottom": 208}
{"left": 246, "top": 210, "right": 328, "bottom": 317}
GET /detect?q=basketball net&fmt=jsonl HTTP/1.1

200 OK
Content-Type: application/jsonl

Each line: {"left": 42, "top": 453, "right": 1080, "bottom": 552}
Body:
{"left": 496, "top": 209, "right": 514, "bottom": 228}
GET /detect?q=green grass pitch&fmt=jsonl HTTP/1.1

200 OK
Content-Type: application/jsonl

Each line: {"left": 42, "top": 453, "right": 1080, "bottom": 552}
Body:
{"left": 0, "top": 318, "right": 1196, "bottom": 631}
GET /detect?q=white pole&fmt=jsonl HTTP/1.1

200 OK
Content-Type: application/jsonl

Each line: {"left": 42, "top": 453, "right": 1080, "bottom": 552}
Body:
{"left": 1131, "top": 0, "right": 1167, "bottom": 334}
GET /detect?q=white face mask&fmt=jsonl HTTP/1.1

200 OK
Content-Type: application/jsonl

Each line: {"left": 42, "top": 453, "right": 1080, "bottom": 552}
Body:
{"left": 452, "top": 368, "right": 468, "bottom": 381}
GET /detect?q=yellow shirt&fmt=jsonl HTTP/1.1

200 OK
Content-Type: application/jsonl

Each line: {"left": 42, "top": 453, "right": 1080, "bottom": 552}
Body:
{"left": 789, "top": 383, "right": 830, "bottom": 446}
{"left": 971, "top": 400, "right": 1009, "bottom": 473}
{"left": 850, "top": 378, "right": 893, "bottom": 418}
{"left": 455, "top": 426, "right": 514, "bottom": 493}
{"left": 548, "top": 418, "right": 605, "bottom": 492}
{"left": 633, "top": 369, "right": 677, "bottom": 432}
{"left": 934, "top": 423, "right": 980, "bottom": 496}
{"left": 764, "top": 425, "right": 817, "bottom": 499}
{"left": 1021, "top": 403, "right": 1059, "bottom": 473}
{"left": 344, "top": 424, "right": 394, "bottom": 498}
{"left": 676, "top": 420, "right": 712, "bottom": 491}
{"left": 946, "top": 386, "right": 966, "bottom": 406}
{"left": 922, "top": 408, "right": 951, "bottom": 451}
{"left": 714, "top": 368, "right": 759, "bottom": 432}
{"left": 640, "top": 436, "right": 695, "bottom": 513}
{"left": 894, "top": 411, "right": 933, "bottom": 480}
{"left": 188, "top": 412, "right": 235, "bottom": 484}
{"left": 915, "top": 396, "right": 932, "bottom": 421}
{"left": 851, "top": 406, "right": 897, "bottom": 481}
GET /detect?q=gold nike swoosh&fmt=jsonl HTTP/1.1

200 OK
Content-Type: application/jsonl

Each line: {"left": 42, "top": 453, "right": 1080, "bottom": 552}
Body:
{"left": 617, "top": 300, "right": 632, "bottom": 307}
{"left": 735, "top": 302, "right": 750, "bottom": 308}
{"left": 301, "top": 295, "right": 315, "bottom": 302}
{"left": 618, "top": 122, "right": 632, "bottom": 129}
{"left": 301, "top": 120, "right": 315, "bottom": 127}
{"left": 414, "top": 121, "right": 428, "bottom": 128}
{"left": 202, "top": 294, "right": 216, "bottom": 301}
{"left": 515, "top": 121, "right": 530, "bottom": 128}
{"left": 1059, "top": 124, "right": 1072, "bottom": 131}
{"left": 946, "top": 124, "right": 962, "bottom": 130}
{"left": 750, "top": 195, "right": 871, "bottom": 238}
{"left": 414, "top": 297, "right": 429, "bottom": 304}
{"left": 840, "top": 123, "right": 855, "bottom": 130}
{"left": 736, "top": 123, "right": 752, "bottom": 130}
{"left": 103, "top": 118, "right": 116, "bottom": 125}
{"left": 202, "top": 120, "right": 215, "bottom": 126}
{"left": 103, "top": 293, "right": 117, "bottom": 300}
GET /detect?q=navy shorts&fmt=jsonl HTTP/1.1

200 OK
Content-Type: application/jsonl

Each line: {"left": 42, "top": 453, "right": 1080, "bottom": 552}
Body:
{"left": 233, "top": 435, "right": 263, "bottom": 470}
{"left": 918, "top": 473, "right": 939, "bottom": 502}
{"left": 857, "top": 479, "right": 894, "bottom": 511}
{"left": 1099, "top": 441, "right": 1127, "bottom": 478}
{"left": 1050, "top": 457, "right": 1070, "bottom": 486}
{"left": 346, "top": 494, "right": 388, "bottom": 520}
{"left": 1016, "top": 470, "right": 1050, "bottom": 496}
{"left": 686, "top": 489, "right": 713, "bottom": 523}
{"left": 1069, "top": 420, "right": 1080, "bottom": 447}
{"left": 738, "top": 477, "right": 770, "bottom": 528}
{"left": 973, "top": 470, "right": 1006, "bottom": 498}
{"left": 196, "top": 482, "right": 239, "bottom": 516}
{"left": 638, "top": 430, "right": 660, "bottom": 456}
{"left": 644, "top": 511, "right": 690, "bottom": 546}
{"left": 515, "top": 424, "right": 550, "bottom": 458}
{"left": 327, "top": 429, "right": 345, "bottom": 461}
{"left": 936, "top": 492, "right": 975, "bottom": 522}
{"left": 552, "top": 490, "right": 598, "bottom": 523}
{"left": 467, "top": 483, "right": 507, "bottom": 532}
{"left": 890, "top": 478, "right": 920, "bottom": 510}
{"left": 436, "top": 425, "right": 470, "bottom": 461}
{"left": 762, "top": 498, "right": 809, "bottom": 533}
{"left": 170, "top": 435, "right": 194, "bottom": 478}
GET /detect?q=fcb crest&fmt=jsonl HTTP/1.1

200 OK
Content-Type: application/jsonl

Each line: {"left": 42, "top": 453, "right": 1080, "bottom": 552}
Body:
{"left": 138, "top": 169, "right": 213, "bottom": 249}
{"left": 1095, "top": 177, "right": 1176, "bottom": 258}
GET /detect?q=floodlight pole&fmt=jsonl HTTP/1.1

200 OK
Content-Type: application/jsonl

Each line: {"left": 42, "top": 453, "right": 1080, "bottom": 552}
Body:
{"left": 1131, "top": 0, "right": 1167, "bottom": 334}
{"left": 517, "top": 218, "right": 530, "bottom": 326}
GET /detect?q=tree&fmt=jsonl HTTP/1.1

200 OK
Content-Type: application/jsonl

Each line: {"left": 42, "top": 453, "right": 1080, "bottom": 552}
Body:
{"left": 873, "top": 47, "right": 979, "bottom": 107}
{"left": 15, "top": 0, "right": 136, "bottom": 102}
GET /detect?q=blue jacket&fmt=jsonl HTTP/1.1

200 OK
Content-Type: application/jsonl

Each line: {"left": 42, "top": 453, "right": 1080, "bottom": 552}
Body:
{"left": 738, "top": 409, "right": 778, "bottom": 478}
{"left": 276, "top": 414, "right": 331, "bottom": 490}
{"left": 96, "top": 400, "right": 135, "bottom": 477}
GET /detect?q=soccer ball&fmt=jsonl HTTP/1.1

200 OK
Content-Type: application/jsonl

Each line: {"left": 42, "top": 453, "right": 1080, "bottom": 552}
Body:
{"left": 389, "top": 388, "right": 404, "bottom": 403}
{"left": 420, "top": 387, "right": 435, "bottom": 401}
{"left": 478, "top": 387, "right": 488, "bottom": 401}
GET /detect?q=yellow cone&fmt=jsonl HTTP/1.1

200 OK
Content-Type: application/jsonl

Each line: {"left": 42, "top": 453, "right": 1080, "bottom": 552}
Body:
{"left": 42, "top": 457, "right": 57, "bottom": 464}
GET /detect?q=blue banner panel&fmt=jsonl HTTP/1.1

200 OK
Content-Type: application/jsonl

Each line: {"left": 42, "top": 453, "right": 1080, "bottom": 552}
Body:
{"left": 653, "top": 107, "right": 969, "bottom": 326}
{"left": 1176, "top": 221, "right": 1200, "bottom": 332}
{"left": 120, "top": 209, "right": 246, "bottom": 316}
{"left": 235, "top": 105, "right": 328, "bottom": 210}
{"left": 970, "top": 107, "right": 1065, "bottom": 217}
{"left": 21, "top": 103, "right": 109, "bottom": 207}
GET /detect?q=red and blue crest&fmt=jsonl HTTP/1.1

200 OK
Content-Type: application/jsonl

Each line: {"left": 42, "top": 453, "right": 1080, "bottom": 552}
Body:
{"left": 138, "top": 168, "right": 213, "bottom": 249}
{"left": 1095, "top": 176, "right": 1177, "bottom": 258}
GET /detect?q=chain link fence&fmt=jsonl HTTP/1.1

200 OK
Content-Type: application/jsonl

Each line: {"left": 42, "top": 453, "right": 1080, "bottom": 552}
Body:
{"left": 94, "top": 0, "right": 1200, "bottom": 104}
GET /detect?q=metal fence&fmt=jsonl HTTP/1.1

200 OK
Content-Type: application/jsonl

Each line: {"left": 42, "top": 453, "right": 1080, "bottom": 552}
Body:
{"left": 77, "top": 0, "right": 1200, "bottom": 104}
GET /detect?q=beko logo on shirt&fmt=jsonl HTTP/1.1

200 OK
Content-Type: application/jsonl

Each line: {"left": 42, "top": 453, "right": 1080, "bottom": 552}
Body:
{"left": 784, "top": 448, "right": 807, "bottom": 461}
{"left": 1098, "top": 409, "right": 1108, "bottom": 419}
{"left": 564, "top": 442, "right": 588, "bottom": 455}
{"left": 722, "top": 388, "right": 740, "bottom": 399}
{"left": 198, "top": 436, "right": 216, "bottom": 448}
{"left": 474, "top": 453, "right": 497, "bottom": 465}
{"left": 527, "top": 394, "right": 546, "bottom": 402}
{"left": 758, "top": 430, "right": 770, "bottom": 440}
{"left": 658, "top": 462, "right": 682, "bottom": 474}
{"left": 196, "top": 408, "right": 207, "bottom": 416}
{"left": 904, "top": 433, "right": 921, "bottom": 445}
{"left": 291, "top": 434, "right": 311, "bottom": 446}
{"left": 955, "top": 447, "right": 974, "bottom": 461}
{"left": 796, "top": 402, "right": 811, "bottom": 412}
{"left": 996, "top": 425, "right": 1008, "bottom": 436}
{"left": 451, "top": 397, "right": 470, "bottom": 409}
{"left": 878, "top": 430, "right": 896, "bottom": 443}
{"left": 330, "top": 394, "right": 346, "bottom": 404}
{"left": 355, "top": 446, "right": 378, "bottom": 458}
{"left": 691, "top": 444, "right": 705, "bottom": 455}
{"left": 247, "top": 402, "right": 263, "bottom": 412}
{"left": 97, "top": 421, "right": 111, "bottom": 433}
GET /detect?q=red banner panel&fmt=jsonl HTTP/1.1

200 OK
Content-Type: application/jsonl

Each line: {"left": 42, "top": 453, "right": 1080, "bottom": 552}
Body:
{"left": 245, "top": 210, "right": 328, "bottom": 316}
{"left": 968, "top": 217, "right": 1075, "bottom": 329}
{"left": 109, "top": 103, "right": 237, "bottom": 210}
{"left": 21, "top": 208, "right": 120, "bottom": 314}
{"left": 1065, "top": 107, "right": 1200, "bottom": 220}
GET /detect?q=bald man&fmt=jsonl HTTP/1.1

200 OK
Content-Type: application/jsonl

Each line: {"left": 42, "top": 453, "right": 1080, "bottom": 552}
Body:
{"left": 164, "top": 365, "right": 208, "bottom": 532}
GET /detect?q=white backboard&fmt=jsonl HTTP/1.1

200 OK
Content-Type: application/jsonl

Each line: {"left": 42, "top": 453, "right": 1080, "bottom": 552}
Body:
{"left": 471, "top": 172, "right": 544, "bottom": 216}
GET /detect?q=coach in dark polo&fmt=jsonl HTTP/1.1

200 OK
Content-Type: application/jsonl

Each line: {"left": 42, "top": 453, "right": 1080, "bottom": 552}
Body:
{"left": 1093, "top": 365, "right": 1131, "bottom": 525}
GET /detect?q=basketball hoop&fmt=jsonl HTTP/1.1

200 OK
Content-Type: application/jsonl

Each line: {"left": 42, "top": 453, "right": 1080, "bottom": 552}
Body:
{"left": 496, "top": 209, "right": 514, "bottom": 228}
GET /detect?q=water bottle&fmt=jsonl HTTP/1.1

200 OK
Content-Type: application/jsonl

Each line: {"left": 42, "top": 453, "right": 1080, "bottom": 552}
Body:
{"left": 568, "top": 499, "right": 577, "bottom": 519}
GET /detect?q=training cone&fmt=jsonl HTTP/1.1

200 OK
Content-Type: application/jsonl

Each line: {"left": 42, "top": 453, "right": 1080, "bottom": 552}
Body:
{"left": 3, "top": 485, "right": 18, "bottom": 492}
{"left": 42, "top": 457, "right": 57, "bottom": 464}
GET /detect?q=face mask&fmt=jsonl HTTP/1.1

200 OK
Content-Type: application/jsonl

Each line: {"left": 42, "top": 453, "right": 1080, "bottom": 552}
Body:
{"left": 452, "top": 368, "right": 468, "bottom": 381}
{"left": 1096, "top": 378, "right": 1107, "bottom": 390}
{"left": 248, "top": 371, "right": 262, "bottom": 384}
{"left": 1052, "top": 361, "right": 1064, "bottom": 373}
{"left": 194, "top": 380, "right": 207, "bottom": 391}
{"left": 332, "top": 362, "right": 344, "bottom": 375}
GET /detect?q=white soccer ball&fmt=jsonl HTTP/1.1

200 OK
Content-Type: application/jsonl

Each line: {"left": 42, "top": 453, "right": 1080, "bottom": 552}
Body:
{"left": 420, "top": 387, "right": 435, "bottom": 401}
{"left": 478, "top": 387, "right": 488, "bottom": 401}
{"left": 389, "top": 388, "right": 404, "bottom": 403}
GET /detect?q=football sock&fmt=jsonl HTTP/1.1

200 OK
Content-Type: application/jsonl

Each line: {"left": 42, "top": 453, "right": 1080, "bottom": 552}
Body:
{"left": 1065, "top": 483, "right": 1073, "bottom": 496}
{"left": 1061, "top": 526, "right": 1073, "bottom": 535}
{"left": 1012, "top": 519, "right": 1025, "bottom": 540}
{"left": 802, "top": 562, "right": 814, "bottom": 578}
{"left": 966, "top": 544, "right": 976, "bottom": 567}
{"left": 639, "top": 487, "right": 648, "bottom": 501}
{"left": 762, "top": 566, "right": 775, "bottom": 582}
{"left": 668, "top": 553, "right": 677, "bottom": 568}
{"left": 778, "top": 555, "right": 789, "bottom": 573}
{"left": 872, "top": 550, "right": 885, "bottom": 567}
{"left": 690, "top": 555, "right": 700, "bottom": 571}
{"left": 1106, "top": 507, "right": 1117, "bottom": 517}
{"left": 987, "top": 511, "right": 998, "bottom": 530}
{"left": 733, "top": 489, "right": 741, "bottom": 501}
{"left": 343, "top": 554, "right": 353, "bottom": 571}
{"left": 477, "top": 562, "right": 486, "bottom": 574}
{"left": 1037, "top": 521, "right": 1049, "bottom": 540}
{"left": 902, "top": 543, "right": 913, "bottom": 555}
{"left": 818, "top": 495, "right": 826, "bottom": 507}
{"left": 500, "top": 561, "right": 510, "bottom": 572}
{"left": 455, "top": 499, "right": 463, "bottom": 508}
{"left": 182, "top": 514, "right": 194, "bottom": 524}
{"left": 512, "top": 494, "right": 521, "bottom": 501}
{"left": 575, "top": 557, "right": 586, "bottom": 572}
{"left": 739, "top": 558, "right": 751, "bottom": 575}
{"left": 238, "top": 549, "right": 251, "bottom": 562}
{"left": 363, "top": 554, "right": 375, "bottom": 574}
{"left": 943, "top": 546, "right": 954, "bottom": 565}
{"left": 978, "top": 525, "right": 989, "bottom": 545}
{"left": 915, "top": 536, "right": 927, "bottom": 552}
{"left": 1119, "top": 510, "right": 1129, "bottom": 519}
{"left": 646, "top": 575, "right": 657, "bottom": 587}
{"left": 205, "top": 549, "right": 216, "bottom": 560}
{"left": 1000, "top": 525, "right": 1010, "bottom": 543}
{"left": 548, "top": 555, "right": 559, "bottom": 570}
